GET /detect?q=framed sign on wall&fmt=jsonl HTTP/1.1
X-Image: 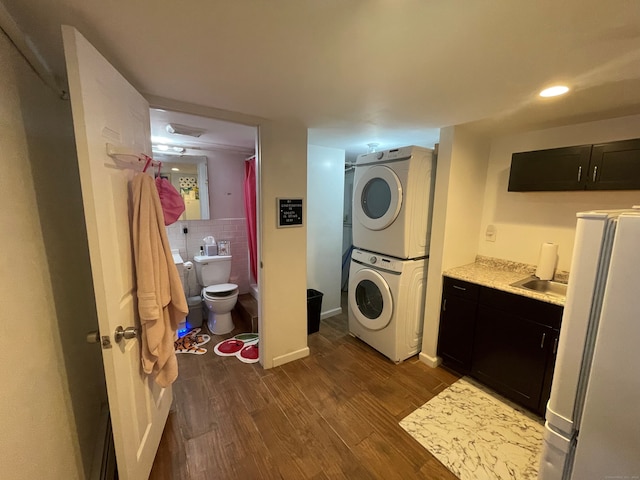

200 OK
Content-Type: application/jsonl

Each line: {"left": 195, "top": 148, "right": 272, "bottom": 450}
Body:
{"left": 277, "top": 198, "right": 303, "bottom": 228}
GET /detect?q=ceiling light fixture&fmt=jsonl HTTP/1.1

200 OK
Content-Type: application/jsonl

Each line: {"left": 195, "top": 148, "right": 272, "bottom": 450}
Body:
{"left": 367, "top": 143, "right": 380, "bottom": 153}
{"left": 156, "top": 144, "right": 169, "bottom": 151}
{"left": 172, "top": 146, "right": 186, "bottom": 153}
{"left": 539, "top": 85, "right": 570, "bottom": 97}
{"left": 165, "top": 123, "right": 207, "bottom": 138}
{"left": 171, "top": 167, "right": 180, "bottom": 172}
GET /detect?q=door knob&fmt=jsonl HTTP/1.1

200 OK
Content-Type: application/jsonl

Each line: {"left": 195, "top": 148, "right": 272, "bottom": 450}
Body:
{"left": 114, "top": 326, "right": 138, "bottom": 343}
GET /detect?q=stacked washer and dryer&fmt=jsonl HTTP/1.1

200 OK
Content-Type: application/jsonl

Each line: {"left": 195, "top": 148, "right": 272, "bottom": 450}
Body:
{"left": 348, "top": 145, "right": 435, "bottom": 363}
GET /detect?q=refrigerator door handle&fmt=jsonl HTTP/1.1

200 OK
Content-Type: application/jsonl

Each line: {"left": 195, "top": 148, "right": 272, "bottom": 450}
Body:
{"left": 553, "top": 336, "right": 558, "bottom": 354}
{"left": 541, "top": 332, "right": 546, "bottom": 349}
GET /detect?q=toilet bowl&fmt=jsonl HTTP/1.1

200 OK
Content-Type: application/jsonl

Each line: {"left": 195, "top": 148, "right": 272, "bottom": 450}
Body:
{"left": 193, "top": 254, "right": 238, "bottom": 335}
{"left": 202, "top": 283, "right": 239, "bottom": 334}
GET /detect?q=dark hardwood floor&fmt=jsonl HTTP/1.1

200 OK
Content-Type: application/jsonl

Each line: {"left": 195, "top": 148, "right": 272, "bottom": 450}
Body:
{"left": 150, "top": 296, "right": 460, "bottom": 480}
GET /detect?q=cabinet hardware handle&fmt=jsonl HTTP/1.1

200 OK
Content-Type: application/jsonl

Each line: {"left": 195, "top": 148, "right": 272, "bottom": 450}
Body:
{"left": 443, "top": 299, "right": 447, "bottom": 311}
{"left": 553, "top": 337, "right": 558, "bottom": 354}
{"left": 452, "top": 285, "right": 466, "bottom": 291}
{"left": 577, "top": 166, "right": 582, "bottom": 182}
{"left": 540, "top": 332, "right": 546, "bottom": 349}
{"left": 592, "top": 165, "right": 598, "bottom": 182}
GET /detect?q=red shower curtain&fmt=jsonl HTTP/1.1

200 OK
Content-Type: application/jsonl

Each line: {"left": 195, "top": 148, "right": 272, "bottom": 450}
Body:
{"left": 244, "top": 157, "right": 258, "bottom": 282}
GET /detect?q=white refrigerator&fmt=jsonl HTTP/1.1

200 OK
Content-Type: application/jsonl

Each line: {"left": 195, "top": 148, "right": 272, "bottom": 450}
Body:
{"left": 539, "top": 209, "right": 640, "bottom": 479}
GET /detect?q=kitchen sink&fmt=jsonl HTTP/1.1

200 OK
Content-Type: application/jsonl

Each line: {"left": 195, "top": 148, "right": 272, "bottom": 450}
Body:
{"left": 510, "top": 276, "right": 568, "bottom": 298}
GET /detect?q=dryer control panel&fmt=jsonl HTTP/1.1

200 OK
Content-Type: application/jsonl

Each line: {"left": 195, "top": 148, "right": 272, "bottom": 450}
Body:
{"left": 355, "top": 145, "right": 431, "bottom": 166}
{"left": 351, "top": 248, "right": 404, "bottom": 273}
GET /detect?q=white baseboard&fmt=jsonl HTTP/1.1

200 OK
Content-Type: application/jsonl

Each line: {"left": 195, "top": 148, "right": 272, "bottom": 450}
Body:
{"left": 272, "top": 347, "right": 310, "bottom": 367}
{"left": 419, "top": 352, "right": 442, "bottom": 368}
{"left": 321, "top": 307, "right": 342, "bottom": 320}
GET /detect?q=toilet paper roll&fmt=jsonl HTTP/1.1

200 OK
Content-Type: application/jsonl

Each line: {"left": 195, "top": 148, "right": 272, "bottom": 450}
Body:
{"left": 536, "top": 242, "right": 558, "bottom": 281}
{"left": 183, "top": 261, "right": 193, "bottom": 270}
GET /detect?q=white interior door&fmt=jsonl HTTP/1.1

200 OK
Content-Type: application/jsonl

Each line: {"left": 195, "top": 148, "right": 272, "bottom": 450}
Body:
{"left": 62, "top": 26, "right": 170, "bottom": 480}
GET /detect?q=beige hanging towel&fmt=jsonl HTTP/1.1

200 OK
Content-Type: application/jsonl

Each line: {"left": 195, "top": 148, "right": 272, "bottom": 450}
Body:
{"left": 132, "top": 173, "right": 188, "bottom": 387}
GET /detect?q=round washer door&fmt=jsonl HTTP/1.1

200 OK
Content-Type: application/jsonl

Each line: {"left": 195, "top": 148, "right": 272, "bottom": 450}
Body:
{"left": 349, "top": 267, "right": 393, "bottom": 330}
{"left": 354, "top": 165, "right": 403, "bottom": 231}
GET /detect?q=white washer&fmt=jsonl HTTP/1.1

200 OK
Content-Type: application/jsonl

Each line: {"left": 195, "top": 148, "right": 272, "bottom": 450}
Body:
{"left": 348, "top": 248, "right": 427, "bottom": 363}
{"left": 352, "top": 145, "right": 435, "bottom": 259}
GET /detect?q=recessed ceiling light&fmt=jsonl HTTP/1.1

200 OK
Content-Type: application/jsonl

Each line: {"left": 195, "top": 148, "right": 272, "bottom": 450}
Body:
{"left": 156, "top": 144, "right": 169, "bottom": 151}
{"left": 539, "top": 85, "right": 570, "bottom": 97}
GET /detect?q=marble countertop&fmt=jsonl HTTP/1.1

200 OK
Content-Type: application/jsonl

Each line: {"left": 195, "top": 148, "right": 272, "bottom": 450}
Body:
{"left": 443, "top": 256, "right": 567, "bottom": 306}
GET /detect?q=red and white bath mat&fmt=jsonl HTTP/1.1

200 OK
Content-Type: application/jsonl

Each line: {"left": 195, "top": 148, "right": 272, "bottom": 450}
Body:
{"left": 213, "top": 333, "right": 259, "bottom": 363}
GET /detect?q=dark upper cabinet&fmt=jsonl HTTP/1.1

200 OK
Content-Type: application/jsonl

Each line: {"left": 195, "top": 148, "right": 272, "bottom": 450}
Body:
{"left": 590, "top": 138, "right": 640, "bottom": 190}
{"left": 508, "top": 137, "right": 640, "bottom": 192}
{"left": 508, "top": 145, "right": 592, "bottom": 191}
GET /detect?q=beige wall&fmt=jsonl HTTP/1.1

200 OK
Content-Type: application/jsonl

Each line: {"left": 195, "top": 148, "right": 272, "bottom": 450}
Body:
{"left": 307, "top": 144, "right": 345, "bottom": 319}
{"left": 0, "top": 29, "right": 105, "bottom": 479}
{"left": 478, "top": 114, "right": 640, "bottom": 271}
{"left": 421, "top": 126, "right": 490, "bottom": 365}
{"left": 258, "top": 119, "right": 309, "bottom": 368}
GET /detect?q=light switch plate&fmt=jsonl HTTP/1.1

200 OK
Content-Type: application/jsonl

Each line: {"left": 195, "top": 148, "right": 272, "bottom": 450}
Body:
{"left": 486, "top": 224, "right": 497, "bottom": 242}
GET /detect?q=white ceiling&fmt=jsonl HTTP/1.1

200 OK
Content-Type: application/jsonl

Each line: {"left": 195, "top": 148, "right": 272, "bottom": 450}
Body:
{"left": 4, "top": 1, "right": 640, "bottom": 160}
{"left": 150, "top": 108, "right": 257, "bottom": 156}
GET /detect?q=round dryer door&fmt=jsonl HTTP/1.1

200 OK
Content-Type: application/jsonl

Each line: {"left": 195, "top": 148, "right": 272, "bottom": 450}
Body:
{"left": 349, "top": 267, "right": 393, "bottom": 330}
{"left": 354, "top": 165, "right": 403, "bottom": 231}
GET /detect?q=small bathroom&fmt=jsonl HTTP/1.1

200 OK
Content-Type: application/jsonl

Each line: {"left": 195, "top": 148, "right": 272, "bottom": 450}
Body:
{"left": 151, "top": 108, "right": 259, "bottom": 342}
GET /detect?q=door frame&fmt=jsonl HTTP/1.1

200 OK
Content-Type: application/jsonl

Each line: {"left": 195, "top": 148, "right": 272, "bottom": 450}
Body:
{"left": 145, "top": 95, "right": 265, "bottom": 355}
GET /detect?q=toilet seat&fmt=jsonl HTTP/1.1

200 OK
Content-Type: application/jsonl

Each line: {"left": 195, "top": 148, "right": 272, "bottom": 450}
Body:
{"left": 203, "top": 283, "right": 238, "bottom": 298}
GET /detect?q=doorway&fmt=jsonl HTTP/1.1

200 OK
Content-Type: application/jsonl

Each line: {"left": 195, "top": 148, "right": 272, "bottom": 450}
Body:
{"left": 149, "top": 107, "right": 258, "bottom": 302}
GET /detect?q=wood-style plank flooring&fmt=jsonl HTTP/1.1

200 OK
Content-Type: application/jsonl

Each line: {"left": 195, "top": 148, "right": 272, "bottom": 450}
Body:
{"left": 150, "top": 295, "right": 460, "bottom": 480}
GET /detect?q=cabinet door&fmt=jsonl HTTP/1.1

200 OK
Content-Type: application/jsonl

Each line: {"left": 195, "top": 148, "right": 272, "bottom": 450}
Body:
{"left": 508, "top": 145, "right": 592, "bottom": 191}
{"left": 589, "top": 138, "right": 640, "bottom": 190}
{"left": 437, "top": 295, "right": 477, "bottom": 373}
{"left": 437, "top": 278, "right": 479, "bottom": 373}
{"left": 472, "top": 304, "right": 554, "bottom": 412}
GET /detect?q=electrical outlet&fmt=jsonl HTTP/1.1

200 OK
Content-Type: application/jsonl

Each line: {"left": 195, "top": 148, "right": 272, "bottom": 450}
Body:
{"left": 485, "top": 224, "right": 497, "bottom": 242}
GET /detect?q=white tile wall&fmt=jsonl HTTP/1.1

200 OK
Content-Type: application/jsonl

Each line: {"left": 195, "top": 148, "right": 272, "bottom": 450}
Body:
{"left": 166, "top": 218, "right": 250, "bottom": 294}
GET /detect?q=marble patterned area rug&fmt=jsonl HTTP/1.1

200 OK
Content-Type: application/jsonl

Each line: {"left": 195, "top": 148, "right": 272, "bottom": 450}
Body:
{"left": 400, "top": 377, "right": 544, "bottom": 480}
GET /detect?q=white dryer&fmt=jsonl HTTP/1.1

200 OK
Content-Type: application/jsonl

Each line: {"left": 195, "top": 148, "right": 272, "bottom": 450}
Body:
{"left": 348, "top": 248, "right": 427, "bottom": 363}
{"left": 352, "top": 145, "right": 435, "bottom": 259}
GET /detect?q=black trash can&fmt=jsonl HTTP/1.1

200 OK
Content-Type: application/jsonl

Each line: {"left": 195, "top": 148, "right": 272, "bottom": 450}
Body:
{"left": 306, "top": 289, "right": 323, "bottom": 334}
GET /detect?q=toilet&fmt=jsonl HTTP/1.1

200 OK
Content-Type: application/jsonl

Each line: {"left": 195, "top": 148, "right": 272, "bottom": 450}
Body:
{"left": 193, "top": 254, "right": 238, "bottom": 335}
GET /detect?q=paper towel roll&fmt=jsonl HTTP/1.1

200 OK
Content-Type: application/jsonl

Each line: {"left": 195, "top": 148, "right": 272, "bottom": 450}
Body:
{"left": 536, "top": 242, "right": 558, "bottom": 280}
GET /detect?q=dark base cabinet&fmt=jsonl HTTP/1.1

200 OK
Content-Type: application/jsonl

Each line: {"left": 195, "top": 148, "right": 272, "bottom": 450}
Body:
{"left": 472, "top": 305, "right": 556, "bottom": 412}
{"left": 437, "top": 278, "right": 479, "bottom": 373}
{"left": 437, "top": 276, "right": 563, "bottom": 415}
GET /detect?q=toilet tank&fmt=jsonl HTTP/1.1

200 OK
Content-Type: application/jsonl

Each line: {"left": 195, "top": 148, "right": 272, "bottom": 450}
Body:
{"left": 193, "top": 255, "right": 232, "bottom": 286}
